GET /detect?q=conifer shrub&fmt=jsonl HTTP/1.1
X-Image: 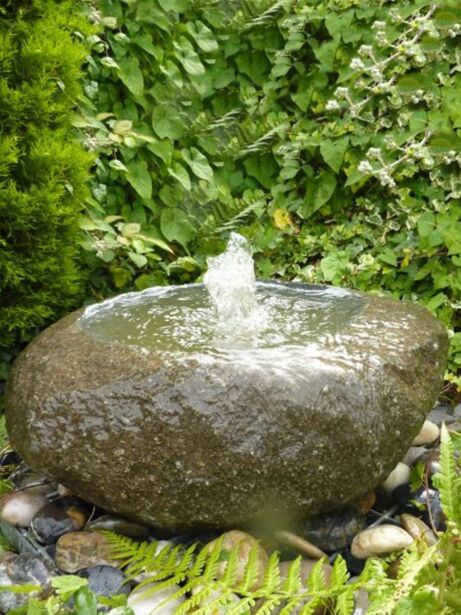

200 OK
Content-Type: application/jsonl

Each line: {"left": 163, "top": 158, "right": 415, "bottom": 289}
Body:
{"left": 0, "top": 0, "right": 94, "bottom": 385}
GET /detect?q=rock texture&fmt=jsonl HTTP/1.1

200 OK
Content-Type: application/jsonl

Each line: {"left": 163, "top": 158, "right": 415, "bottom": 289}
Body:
{"left": 5, "top": 284, "right": 447, "bottom": 530}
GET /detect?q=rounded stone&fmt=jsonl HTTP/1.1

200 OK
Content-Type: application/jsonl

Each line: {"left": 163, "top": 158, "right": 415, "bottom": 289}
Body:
{"left": 128, "top": 583, "right": 183, "bottom": 615}
{"left": 298, "top": 508, "right": 366, "bottom": 551}
{"left": 380, "top": 462, "right": 411, "bottom": 494}
{"left": 0, "top": 491, "right": 48, "bottom": 527}
{"left": 351, "top": 525, "right": 414, "bottom": 559}
{"left": 80, "top": 565, "right": 131, "bottom": 598}
{"left": 274, "top": 530, "right": 326, "bottom": 559}
{"left": 55, "top": 531, "right": 115, "bottom": 573}
{"left": 399, "top": 514, "right": 437, "bottom": 546}
{"left": 5, "top": 284, "right": 448, "bottom": 530}
{"left": 30, "top": 497, "right": 89, "bottom": 544}
{"left": 411, "top": 420, "right": 440, "bottom": 446}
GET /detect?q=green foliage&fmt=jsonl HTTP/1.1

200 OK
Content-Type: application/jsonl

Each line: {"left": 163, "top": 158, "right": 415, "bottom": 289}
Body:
{"left": 0, "top": 0, "right": 94, "bottom": 389}
{"left": 79, "top": 0, "right": 461, "bottom": 378}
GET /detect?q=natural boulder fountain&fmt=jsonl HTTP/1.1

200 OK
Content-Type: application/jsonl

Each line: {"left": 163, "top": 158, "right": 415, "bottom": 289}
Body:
{"left": 5, "top": 234, "right": 448, "bottom": 531}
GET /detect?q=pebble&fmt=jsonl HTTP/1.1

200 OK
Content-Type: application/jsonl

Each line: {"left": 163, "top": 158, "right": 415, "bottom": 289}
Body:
{"left": 448, "top": 420, "right": 461, "bottom": 433}
{"left": 275, "top": 530, "right": 327, "bottom": 560}
{"left": 428, "top": 405, "right": 455, "bottom": 426}
{"left": 299, "top": 508, "right": 367, "bottom": 551}
{"left": 0, "top": 553, "right": 53, "bottom": 613}
{"left": 400, "top": 513, "right": 437, "bottom": 546}
{"left": 380, "top": 462, "right": 411, "bottom": 494}
{"left": 411, "top": 420, "right": 440, "bottom": 446}
{"left": 412, "top": 487, "right": 446, "bottom": 531}
{"left": 30, "top": 497, "right": 90, "bottom": 544}
{"left": 13, "top": 469, "right": 56, "bottom": 496}
{"left": 55, "top": 531, "right": 115, "bottom": 573}
{"left": 401, "top": 446, "right": 427, "bottom": 467}
{"left": 279, "top": 558, "right": 332, "bottom": 586}
{"left": 87, "top": 514, "right": 150, "bottom": 539}
{"left": 452, "top": 403, "right": 461, "bottom": 419}
{"left": 419, "top": 449, "right": 441, "bottom": 481}
{"left": 127, "top": 583, "right": 183, "bottom": 615}
{"left": 350, "top": 525, "right": 413, "bottom": 559}
{"left": 80, "top": 565, "right": 131, "bottom": 598}
{"left": 206, "top": 530, "right": 268, "bottom": 591}
{"left": 0, "top": 491, "right": 48, "bottom": 527}
{"left": 358, "top": 491, "right": 376, "bottom": 514}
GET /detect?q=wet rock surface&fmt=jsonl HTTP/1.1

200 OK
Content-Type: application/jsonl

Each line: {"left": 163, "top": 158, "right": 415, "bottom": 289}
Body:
{"left": 0, "top": 403, "right": 456, "bottom": 613}
{"left": 5, "top": 285, "right": 448, "bottom": 530}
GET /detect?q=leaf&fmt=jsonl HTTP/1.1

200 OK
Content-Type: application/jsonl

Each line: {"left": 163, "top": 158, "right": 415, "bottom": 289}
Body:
{"left": 151, "top": 106, "right": 184, "bottom": 140}
{"left": 51, "top": 576, "right": 88, "bottom": 602}
{"left": 74, "top": 586, "right": 97, "bottom": 615}
{"left": 126, "top": 160, "right": 152, "bottom": 201}
{"left": 299, "top": 171, "right": 337, "bottom": 218}
{"left": 160, "top": 208, "right": 194, "bottom": 247}
{"left": 319, "top": 137, "right": 349, "bottom": 173}
{"left": 158, "top": 0, "right": 189, "bottom": 11}
{"left": 181, "top": 148, "right": 214, "bottom": 182}
{"left": 187, "top": 21, "right": 218, "bottom": 53}
{"left": 174, "top": 37, "right": 205, "bottom": 75}
{"left": 128, "top": 252, "right": 148, "bottom": 268}
{"left": 377, "top": 249, "right": 397, "bottom": 267}
{"left": 168, "top": 162, "right": 191, "bottom": 190}
{"left": 117, "top": 58, "right": 144, "bottom": 98}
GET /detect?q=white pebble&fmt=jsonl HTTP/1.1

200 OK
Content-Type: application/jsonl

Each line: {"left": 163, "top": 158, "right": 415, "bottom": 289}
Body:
{"left": 411, "top": 420, "right": 440, "bottom": 446}
{"left": 380, "top": 462, "right": 410, "bottom": 493}
{"left": 0, "top": 492, "right": 48, "bottom": 527}
{"left": 127, "top": 584, "right": 183, "bottom": 615}
{"left": 351, "top": 524, "right": 413, "bottom": 559}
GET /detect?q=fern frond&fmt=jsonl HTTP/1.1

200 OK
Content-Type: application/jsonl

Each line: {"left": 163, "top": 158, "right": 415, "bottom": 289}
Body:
{"left": 306, "top": 558, "right": 326, "bottom": 593}
{"left": 236, "top": 542, "right": 261, "bottom": 593}
{"left": 434, "top": 424, "right": 461, "bottom": 530}
{"left": 280, "top": 556, "right": 302, "bottom": 596}
{"left": 259, "top": 552, "right": 281, "bottom": 596}
{"left": 333, "top": 586, "right": 355, "bottom": 615}
{"left": 366, "top": 544, "right": 438, "bottom": 615}
{"left": 230, "top": 0, "right": 288, "bottom": 30}
{"left": 330, "top": 554, "right": 350, "bottom": 589}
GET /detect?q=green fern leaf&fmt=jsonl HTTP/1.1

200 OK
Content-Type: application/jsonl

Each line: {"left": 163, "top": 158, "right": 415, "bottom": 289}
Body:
{"left": 260, "top": 552, "right": 281, "bottom": 595}
{"left": 306, "top": 558, "right": 326, "bottom": 593}
{"left": 334, "top": 586, "right": 356, "bottom": 615}
{"left": 330, "top": 554, "right": 350, "bottom": 589}
{"left": 434, "top": 424, "right": 461, "bottom": 529}
{"left": 280, "top": 556, "right": 302, "bottom": 595}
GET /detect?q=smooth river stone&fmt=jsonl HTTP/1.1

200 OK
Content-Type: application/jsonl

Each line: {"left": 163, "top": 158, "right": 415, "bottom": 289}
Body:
{"left": 55, "top": 531, "right": 115, "bottom": 573}
{"left": 0, "top": 491, "right": 48, "bottom": 527}
{"left": 411, "top": 420, "right": 440, "bottom": 446}
{"left": 351, "top": 525, "right": 414, "bottom": 559}
{"left": 5, "top": 283, "right": 448, "bottom": 530}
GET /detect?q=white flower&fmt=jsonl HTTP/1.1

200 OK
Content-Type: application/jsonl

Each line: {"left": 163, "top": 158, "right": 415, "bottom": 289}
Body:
{"left": 325, "top": 99, "right": 341, "bottom": 111}
{"left": 335, "top": 86, "right": 349, "bottom": 98}
{"left": 377, "top": 169, "right": 396, "bottom": 188}
{"left": 367, "top": 148, "right": 382, "bottom": 160}
{"left": 358, "top": 45, "right": 373, "bottom": 57}
{"left": 372, "top": 21, "right": 386, "bottom": 30}
{"left": 358, "top": 160, "right": 373, "bottom": 174}
{"left": 350, "top": 58, "right": 365, "bottom": 71}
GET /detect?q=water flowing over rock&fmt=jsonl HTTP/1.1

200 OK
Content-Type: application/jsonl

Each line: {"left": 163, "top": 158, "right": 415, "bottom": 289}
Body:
{"left": 5, "top": 278, "right": 447, "bottom": 530}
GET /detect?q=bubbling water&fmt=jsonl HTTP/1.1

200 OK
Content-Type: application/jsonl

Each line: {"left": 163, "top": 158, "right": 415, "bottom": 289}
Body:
{"left": 203, "top": 233, "right": 262, "bottom": 338}
{"left": 78, "top": 233, "right": 365, "bottom": 357}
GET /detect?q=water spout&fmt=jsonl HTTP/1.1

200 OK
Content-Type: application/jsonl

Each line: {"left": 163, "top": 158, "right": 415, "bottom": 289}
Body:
{"left": 203, "top": 233, "right": 261, "bottom": 334}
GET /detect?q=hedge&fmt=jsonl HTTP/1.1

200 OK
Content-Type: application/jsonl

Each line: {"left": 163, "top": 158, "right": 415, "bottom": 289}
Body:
{"left": 78, "top": 0, "right": 461, "bottom": 384}
{"left": 0, "top": 0, "right": 94, "bottom": 386}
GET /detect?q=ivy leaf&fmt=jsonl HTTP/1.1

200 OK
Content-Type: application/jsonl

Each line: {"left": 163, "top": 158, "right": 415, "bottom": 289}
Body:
{"left": 174, "top": 37, "right": 205, "bottom": 75}
{"left": 160, "top": 208, "right": 194, "bottom": 247}
{"left": 117, "top": 58, "right": 144, "bottom": 98}
{"left": 168, "top": 162, "right": 191, "bottom": 190}
{"left": 136, "top": 1, "right": 171, "bottom": 32}
{"left": 152, "top": 105, "right": 184, "bottom": 140}
{"left": 320, "top": 137, "right": 349, "bottom": 173}
{"left": 187, "top": 21, "right": 218, "bottom": 52}
{"left": 126, "top": 159, "right": 152, "bottom": 201}
{"left": 299, "top": 171, "right": 337, "bottom": 218}
{"left": 182, "top": 148, "right": 214, "bottom": 182}
{"left": 158, "top": 0, "right": 189, "bottom": 12}
{"left": 128, "top": 252, "right": 148, "bottom": 268}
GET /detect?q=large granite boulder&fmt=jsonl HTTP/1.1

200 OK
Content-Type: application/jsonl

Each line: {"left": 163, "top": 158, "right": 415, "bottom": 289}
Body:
{"left": 5, "top": 284, "right": 447, "bottom": 531}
